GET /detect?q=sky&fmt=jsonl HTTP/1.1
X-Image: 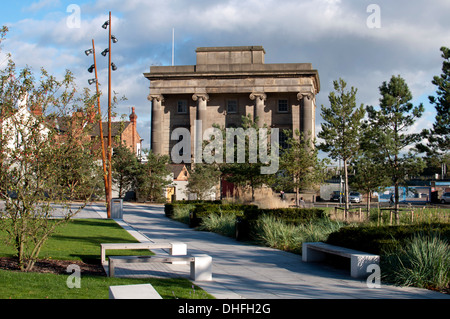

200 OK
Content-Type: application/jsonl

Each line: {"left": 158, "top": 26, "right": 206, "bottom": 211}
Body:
{"left": 0, "top": 0, "right": 449, "bottom": 151}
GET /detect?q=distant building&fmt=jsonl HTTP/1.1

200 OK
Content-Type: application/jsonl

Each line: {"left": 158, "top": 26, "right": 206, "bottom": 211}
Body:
{"left": 90, "top": 107, "right": 142, "bottom": 158}
{"left": 144, "top": 46, "right": 320, "bottom": 160}
{"left": 1, "top": 93, "right": 50, "bottom": 152}
{"left": 165, "top": 164, "right": 190, "bottom": 202}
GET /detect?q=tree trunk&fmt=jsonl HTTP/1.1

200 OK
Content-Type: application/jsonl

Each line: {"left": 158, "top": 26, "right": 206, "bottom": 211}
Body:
{"left": 17, "top": 235, "right": 25, "bottom": 271}
{"left": 343, "top": 159, "right": 350, "bottom": 218}
{"left": 394, "top": 182, "right": 400, "bottom": 225}
{"left": 366, "top": 190, "right": 372, "bottom": 219}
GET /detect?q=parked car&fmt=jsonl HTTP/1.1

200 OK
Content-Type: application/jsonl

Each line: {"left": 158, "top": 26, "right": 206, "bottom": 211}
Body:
{"left": 349, "top": 192, "right": 362, "bottom": 203}
{"left": 441, "top": 192, "right": 450, "bottom": 204}
{"left": 330, "top": 191, "right": 342, "bottom": 202}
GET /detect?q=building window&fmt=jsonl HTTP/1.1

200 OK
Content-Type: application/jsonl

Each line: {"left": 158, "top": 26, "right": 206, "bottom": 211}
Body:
{"left": 227, "top": 99, "right": 238, "bottom": 114}
{"left": 177, "top": 100, "right": 188, "bottom": 114}
{"left": 278, "top": 99, "right": 288, "bottom": 113}
{"left": 279, "top": 129, "right": 291, "bottom": 150}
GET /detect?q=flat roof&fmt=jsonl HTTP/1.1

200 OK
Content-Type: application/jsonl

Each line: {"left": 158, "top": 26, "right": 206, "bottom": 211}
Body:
{"left": 195, "top": 46, "right": 266, "bottom": 53}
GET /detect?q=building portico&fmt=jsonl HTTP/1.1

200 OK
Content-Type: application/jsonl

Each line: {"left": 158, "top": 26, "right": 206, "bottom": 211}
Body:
{"left": 144, "top": 46, "right": 320, "bottom": 158}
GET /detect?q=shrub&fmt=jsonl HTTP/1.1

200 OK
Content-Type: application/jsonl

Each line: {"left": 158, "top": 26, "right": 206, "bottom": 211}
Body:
{"left": 197, "top": 212, "right": 240, "bottom": 238}
{"left": 164, "top": 200, "right": 222, "bottom": 218}
{"left": 326, "top": 223, "right": 450, "bottom": 255}
{"left": 258, "top": 208, "right": 328, "bottom": 225}
{"left": 191, "top": 204, "right": 258, "bottom": 228}
{"left": 253, "top": 215, "right": 344, "bottom": 254}
{"left": 253, "top": 215, "right": 304, "bottom": 254}
{"left": 382, "top": 233, "right": 450, "bottom": 291}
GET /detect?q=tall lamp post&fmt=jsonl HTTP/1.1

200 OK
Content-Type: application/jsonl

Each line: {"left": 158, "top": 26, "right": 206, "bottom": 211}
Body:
{"left": 86, "top": 11, "right": 118, "bottom": 219}
{"left": 86, "top": 40, "right": 108, "bottom": 217}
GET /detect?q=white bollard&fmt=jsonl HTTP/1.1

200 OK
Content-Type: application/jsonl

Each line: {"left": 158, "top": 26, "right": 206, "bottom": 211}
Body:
{"left": 191, "top": 254, "right": 212, "bottom": 281}
{"left": 170, "top": 242, "right": 188, "bottom": 264}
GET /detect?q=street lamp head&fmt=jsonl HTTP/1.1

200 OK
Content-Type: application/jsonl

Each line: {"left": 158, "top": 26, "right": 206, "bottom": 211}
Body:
{"left": 111, "top": 35, "right": 118, "bottom": 43}
{"left": 85, "top": 49, "right": 93, "bottom": 56}
{"left": 111, "top": 63, "right": 117, "bottom": 71}
{"left": 88, "top": 64, "right": 95, "bottom": 73}
{"left": 101, "top": 48, "right": 109, "bottom": 57}
{"left": 102, "top": 20, "right": 109, "bottom": 29}
{"left": 88, "top": 78, "right": 97, "bottom": 85}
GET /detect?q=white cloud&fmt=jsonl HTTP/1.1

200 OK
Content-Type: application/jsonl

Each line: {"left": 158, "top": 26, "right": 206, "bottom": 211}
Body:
{"left": 25, "top": 0, "right": 61, "bottom": 12}
{"left": 2, "top": 0, "right": 449, "bottom": 150}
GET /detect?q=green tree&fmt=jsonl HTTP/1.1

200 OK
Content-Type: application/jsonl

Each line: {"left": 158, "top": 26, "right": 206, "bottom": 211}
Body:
{"left": 220, "top": 115, "right": 275, "bottom": 202}
{"left": 350, "top": 122, "right": 391, "bottom": 215}
{"left": 112, "top": 143, "right": 140, "bottom": 198}
{"left": 136, "top": 150, "right": 171, "bottom": 202}
{"left": 0, "top": 55, "right": 100, "bottom": 271}
{"left": 418, "top": 46, "right": 450, "bottom": 177}
{"left": 366, "top": 75, "right": 425, "bottom": 223}
{"left": 318, "top": 78, "right": 365, "bottom": 215}
{"left": 186, "top": 163, "right": 221, "bottom": 200}
{"left": 277, "top": 130, "right": 328, "bottom": 206}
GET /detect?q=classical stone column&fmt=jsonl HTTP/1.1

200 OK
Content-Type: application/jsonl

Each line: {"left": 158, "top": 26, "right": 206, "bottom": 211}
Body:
{"left": 250, "top": 92, "right": 267, "bottom": 128}
{"left": 148, "top": 94, "right": 164, "bottom": 155}
{"left": 192, "top": 93, "right": 209, "bottom": 126}
{"left": 297, "top": 92, "right": 314, "bottom": 141}
{"left": 192, "top": 93, "right": 209, "bottom": 163}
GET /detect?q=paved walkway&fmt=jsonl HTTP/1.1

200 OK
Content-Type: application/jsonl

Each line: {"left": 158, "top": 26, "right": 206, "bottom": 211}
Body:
{"left": 88, "top": 202, "right": 449, "bottom": 299}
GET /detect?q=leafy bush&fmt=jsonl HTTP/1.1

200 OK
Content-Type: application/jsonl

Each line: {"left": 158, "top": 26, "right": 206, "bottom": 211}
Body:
{"left": 164, "top": 200, "right": 222, "bottom": 218}
{"left": 253, "top": 215, "right": 344, "bottom": 254}
{"left": 197, "top": 212, "right": 240, "bottom": 238}
{"left": 258, "top": 208, "right": 328, "bottom": 225}
{"left": 382, "top": 233, "right": 450, "bottom": 290}
{"left": 191, "top": 204, "right": 258, "bottom": 228}
{"left": 326, "top": 223, "right": 450, "bottom": 255}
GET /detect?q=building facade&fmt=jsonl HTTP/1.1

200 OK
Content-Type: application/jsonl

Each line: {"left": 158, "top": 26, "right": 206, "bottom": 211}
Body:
{"left": 144, "top": 46, "right": 320, "bottom": 160}
{"left": 90, "top": 107, "right": 142, "bottom": 158}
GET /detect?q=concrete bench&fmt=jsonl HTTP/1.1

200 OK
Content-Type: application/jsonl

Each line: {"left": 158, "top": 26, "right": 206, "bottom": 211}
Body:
{"left": 108, "top": 254, "right": 213, "bottom": 281}
{"left": 100, "top": 242, "right": 187, "bottom": 264}
{"left": 302, "top": 242, "right": 380, "bottom": 279}
{"left": 109, "top": 284, "right": 162, "bottom": 299}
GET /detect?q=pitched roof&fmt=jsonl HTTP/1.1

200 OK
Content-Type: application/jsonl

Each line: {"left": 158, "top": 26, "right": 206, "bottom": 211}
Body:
{"left": 169, "top": 164, "right": 190, "bottom": 181}
{"left": 90, "top": 121, "right": 132, "bottom": 137}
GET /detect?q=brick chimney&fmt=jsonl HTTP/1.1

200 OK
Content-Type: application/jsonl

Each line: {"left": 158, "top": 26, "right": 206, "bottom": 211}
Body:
{"left": 129, "top": 107, "right": 137, "bottom": 154}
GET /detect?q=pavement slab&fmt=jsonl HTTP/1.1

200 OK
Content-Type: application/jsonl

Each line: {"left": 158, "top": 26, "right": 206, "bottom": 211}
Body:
{"left": 90, "top": 202, "right": 450, "bottom": 300}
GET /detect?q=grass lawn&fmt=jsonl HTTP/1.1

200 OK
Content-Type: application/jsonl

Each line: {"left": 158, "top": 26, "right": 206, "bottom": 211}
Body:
{"left": 1, "top": 219, "right": 155, "bottom": 261}
{"left": 0, "top": 218, "right": 214, "bottom": 299}
{"left": 0, "top": 270, "right": 211, "bottom": 299}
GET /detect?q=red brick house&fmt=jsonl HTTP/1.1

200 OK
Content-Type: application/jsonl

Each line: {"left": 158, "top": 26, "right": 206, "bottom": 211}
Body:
{"left": 90, "top": 107, "right": 142, "bottom": 158}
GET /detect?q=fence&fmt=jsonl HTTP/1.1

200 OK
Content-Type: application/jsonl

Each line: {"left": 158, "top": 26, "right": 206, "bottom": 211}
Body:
{"left": 332, "top": 204, "right": 449, "bottom": 225}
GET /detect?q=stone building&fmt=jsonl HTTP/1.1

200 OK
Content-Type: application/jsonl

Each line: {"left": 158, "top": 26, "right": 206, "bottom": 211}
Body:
{"left": 144, "top": 46, "right": 320, "bottom": 160}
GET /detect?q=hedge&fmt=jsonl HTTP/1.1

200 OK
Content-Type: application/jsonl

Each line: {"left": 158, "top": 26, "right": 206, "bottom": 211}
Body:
{"left": 234, "top": 207, "right": 327, "bottom": 241}
{"left": 164, "top": 201, "right": 218, "bottom": 217}
{"left": 326, "top": 223, "right": 450, "bottom": 255}
{"left": 164, "top": 202, "right": 328, "bottom": 233}
{"left": 257, "top": 208, "right": 327, "bottom": 225}
{"left": 191, "top": 203, "right": 258, "bottom": 228}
